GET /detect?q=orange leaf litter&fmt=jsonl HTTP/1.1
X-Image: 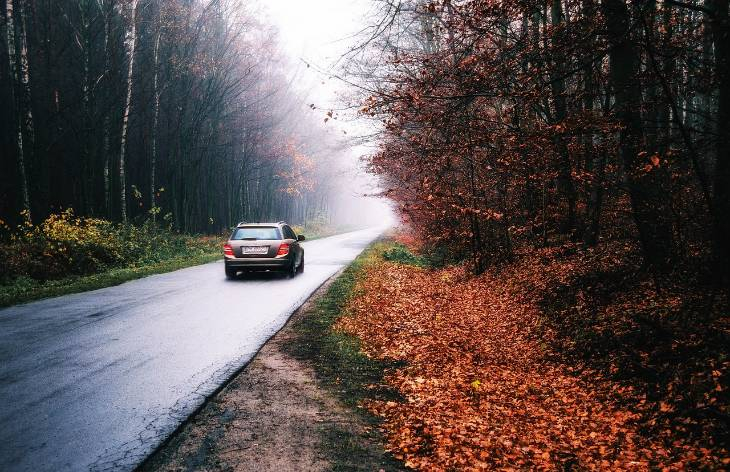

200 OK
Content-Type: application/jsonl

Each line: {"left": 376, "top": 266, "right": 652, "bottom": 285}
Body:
{"left": 336, "top": 261, "right": 723, "bottom": 470}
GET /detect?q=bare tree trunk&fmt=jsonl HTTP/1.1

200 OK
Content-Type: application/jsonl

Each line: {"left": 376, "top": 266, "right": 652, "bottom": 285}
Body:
{"left": 17, "top": 0, "right": 33, "bottom": 151}
{"left": 583, "top": 87, "right": 607, "bottom": 247}
{"left": 699, "top": 2, "right": 715, "bottom": 172}
{"left": 101, "top": 0, "right": 113, "bottom": 217}
{"left": 657, "top": 4, "right": 674, "bottom": 155}
{"left": 602, "top": 0, "right": 674, "bottom": 271}
{"left": 118, "top": 0, "right": 138, "bottom": 223}
{"left": 150, "top": 18, "right": 162, "bottom": 221}
{"left": 711, "top": 0, "right": 730, "bottom": 283}
{"left": 644, "top": 1, "right": 660, "bottom": 154}
{"left": 79, "top": 0, "right": 93, "bottom": 214}
{"left": 582, "top": 0, "right": 605, "bottom": 246}
{"left": 5, "top": 0, "right": 31, "bottom": 219}
{"left": 550, "top": 0, "right": 577, "bottom": 235}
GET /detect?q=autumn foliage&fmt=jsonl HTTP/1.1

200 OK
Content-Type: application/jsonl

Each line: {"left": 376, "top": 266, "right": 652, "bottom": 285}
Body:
{"left": 338, "top": 241, "right": 728, "bottom": 469}
{"left": 0, "top": 209, "right": 218, "bottom": 282}
{"left": 346, "top": 3, "right": 730, "bottom": 465}
{"left": 355, "top": 0, "right": 730, "bottom": 280}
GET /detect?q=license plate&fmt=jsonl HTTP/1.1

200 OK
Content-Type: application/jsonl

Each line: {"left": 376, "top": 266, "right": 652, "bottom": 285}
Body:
{"left": 241, "top": 246, "right": 268, "bottom": 255}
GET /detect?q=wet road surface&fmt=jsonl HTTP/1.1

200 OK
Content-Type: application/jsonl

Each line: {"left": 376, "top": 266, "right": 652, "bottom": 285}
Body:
{"left": 0, "top": 228, "right": 383, "bottom": 471}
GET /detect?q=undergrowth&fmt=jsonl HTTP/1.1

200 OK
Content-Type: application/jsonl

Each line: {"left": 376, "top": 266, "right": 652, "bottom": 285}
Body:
{"left": 529, "top": 241, "right": 729, "bottom": 452}
{"left": 382, "top": 243, "right": 429, "bottom": 267}
{"left": 0, "top": 209, "right": 221, "bottom": 306}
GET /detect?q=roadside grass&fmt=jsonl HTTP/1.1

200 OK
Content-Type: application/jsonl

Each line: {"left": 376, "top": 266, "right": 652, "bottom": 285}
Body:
{"left": 292, "top": 222, "right": 368, "bottom": 242}
{"left": 291, "top": 225, "right": 332, "bottom": 241}
{"left": 285, "top": 240, "right": 408, "bottom": 471}
{"left": 0, "top": 210, "right": 225, "bottom": 308}
{"left": 0, "top": 250, "right": 220, "bottom": 308}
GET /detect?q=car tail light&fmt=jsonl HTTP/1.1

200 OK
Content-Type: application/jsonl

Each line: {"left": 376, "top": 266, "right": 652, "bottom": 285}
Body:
{"left": 223, "top": 244, "right": 234, "bottom": 257}
{"left": 277, "top": 243, "right": 290, "bottom": 256}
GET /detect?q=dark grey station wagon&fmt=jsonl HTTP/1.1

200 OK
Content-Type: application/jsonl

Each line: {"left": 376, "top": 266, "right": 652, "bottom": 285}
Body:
{"left": 223, "top": 222, "right": 305, "bottom": 278}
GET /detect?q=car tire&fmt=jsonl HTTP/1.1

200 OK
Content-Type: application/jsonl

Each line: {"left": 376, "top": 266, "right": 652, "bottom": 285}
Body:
{"left": 287, "top": 259, "right": 298, "bottom": 278}
{"left": 297, "top": 256, "right": 304, "bottom": 273}
{"left": 225, "top": 266, "right": 237, "bottom": 279}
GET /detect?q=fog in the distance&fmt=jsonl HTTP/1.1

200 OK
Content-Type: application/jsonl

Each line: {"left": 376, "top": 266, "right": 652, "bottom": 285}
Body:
{"left": 259, "top": 0, "right": 395, "bottom": 230}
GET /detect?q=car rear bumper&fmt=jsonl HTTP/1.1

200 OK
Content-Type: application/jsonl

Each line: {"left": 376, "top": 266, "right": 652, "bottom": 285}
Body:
{"left": 224, "top": 257, "right": 290, "bottom": 271}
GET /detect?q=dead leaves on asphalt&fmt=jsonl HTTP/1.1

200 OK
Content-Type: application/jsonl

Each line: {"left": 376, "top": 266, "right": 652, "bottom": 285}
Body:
{"left": 336, "top": 260, "right": 728, "bottom": 470}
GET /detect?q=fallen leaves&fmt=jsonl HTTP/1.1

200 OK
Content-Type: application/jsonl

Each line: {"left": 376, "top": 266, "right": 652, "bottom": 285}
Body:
{"left": 335, "top": 252, "right": 729, "bottom": 470}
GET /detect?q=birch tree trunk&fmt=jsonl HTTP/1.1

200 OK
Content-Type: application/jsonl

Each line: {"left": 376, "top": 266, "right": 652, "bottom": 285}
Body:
{"left": 79, "top": 0, "right": 93, "bottom": 213}
{"left": 101, "top": 0, "right": 114, "bottom": 217}
{"left": 118, "top": 0, "right": 138, "bottom": 223}
{"left": 150, "top": 20, "right": 162, "bottom": 221}
{"left": 17, "top": 0, "right": 34, "bottom": 153}
{"left": 5, "top": 0, "right": 31, "bottom": 219}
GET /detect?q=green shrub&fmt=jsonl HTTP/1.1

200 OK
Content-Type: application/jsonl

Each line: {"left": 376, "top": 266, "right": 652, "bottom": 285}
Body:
{"left": 0, "top": 210, "right": 219, "bottom": 282}
{"left": 381, "top": 243, "right": 428, "bottom": 267}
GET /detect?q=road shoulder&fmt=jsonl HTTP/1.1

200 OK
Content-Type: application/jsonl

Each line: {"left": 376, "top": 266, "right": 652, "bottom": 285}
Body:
{"left": 140, "top": 246, "right": 403, "bottom": 471}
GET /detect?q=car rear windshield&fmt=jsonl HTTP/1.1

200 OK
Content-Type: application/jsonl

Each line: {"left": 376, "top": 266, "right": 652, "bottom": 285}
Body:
{"left": 231, "top": 227, "right": 280, "bottom": 240}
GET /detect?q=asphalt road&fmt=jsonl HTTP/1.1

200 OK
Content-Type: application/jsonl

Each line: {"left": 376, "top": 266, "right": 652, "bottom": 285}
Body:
{"left": 0, "top": 228, "right": 383, "bottom": 471}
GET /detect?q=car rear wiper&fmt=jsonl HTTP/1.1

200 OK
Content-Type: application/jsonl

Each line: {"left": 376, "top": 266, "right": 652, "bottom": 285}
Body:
{"left": 240, "top": 237, "right": 257, "bottom": 241}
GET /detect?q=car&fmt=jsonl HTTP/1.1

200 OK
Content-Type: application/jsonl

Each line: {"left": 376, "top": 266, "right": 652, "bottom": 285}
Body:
{"left": 223, "top": 221, "right": 305, "bottom": 279}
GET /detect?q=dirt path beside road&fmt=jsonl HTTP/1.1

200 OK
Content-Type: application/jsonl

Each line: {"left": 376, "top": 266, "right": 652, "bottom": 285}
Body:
{"left": 139, "top": 274, "right": 391, "bottom": 472}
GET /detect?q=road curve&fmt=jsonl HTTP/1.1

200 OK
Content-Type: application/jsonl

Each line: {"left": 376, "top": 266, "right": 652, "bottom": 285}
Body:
{"left": 0, "top": 228, "right": 383, "bottom": 472}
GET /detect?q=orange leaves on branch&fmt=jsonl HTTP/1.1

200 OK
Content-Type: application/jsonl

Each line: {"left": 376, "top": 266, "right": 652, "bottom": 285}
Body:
{"left": 639, "top": 151, "right": 662, "bottom": 173}
{"left": 275, "top": 141, "right": 316, "bottom": 196}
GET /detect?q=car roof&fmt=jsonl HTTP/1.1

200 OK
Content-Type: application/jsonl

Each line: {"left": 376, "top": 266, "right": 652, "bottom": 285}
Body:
{"left": 235, "top": 221, "right": 286, "bottom": 228}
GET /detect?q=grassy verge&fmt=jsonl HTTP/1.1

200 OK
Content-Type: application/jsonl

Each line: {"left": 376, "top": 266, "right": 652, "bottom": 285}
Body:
{"left": 292, "top": 223, "right": 369, "bottom": 241}
{"left": 0, "top": 210, "right": 225, "bottom": 308}
{"left": 285, "top": 240, "right": 407, "bottom": 471}
{"left": 0, "top": 250, "right": 220, "bottom": 308}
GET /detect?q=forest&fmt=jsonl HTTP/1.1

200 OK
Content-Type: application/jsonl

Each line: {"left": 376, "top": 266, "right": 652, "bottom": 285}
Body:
{"left": 352, "top": 0, "right": 729, "bottom": 282}
{"left": 333, "top": 0, "right": 729, "bottom": 468}
{"left": 1, "top": 0, "right": 350, "bottom": 233}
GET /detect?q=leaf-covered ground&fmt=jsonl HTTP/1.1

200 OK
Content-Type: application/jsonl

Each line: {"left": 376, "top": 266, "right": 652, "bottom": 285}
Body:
{"left": 337, "top": 242, "right": 729, "bottom": 470}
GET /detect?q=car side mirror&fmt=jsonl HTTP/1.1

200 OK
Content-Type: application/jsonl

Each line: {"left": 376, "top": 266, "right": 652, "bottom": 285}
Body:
{"left": 297, "top": 235, "right": 306, "bottom": 241}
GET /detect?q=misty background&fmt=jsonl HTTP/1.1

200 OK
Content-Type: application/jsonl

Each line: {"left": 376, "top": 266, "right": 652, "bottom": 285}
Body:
{"left": 0, "top": 0, "right": 394, "bottom": 232}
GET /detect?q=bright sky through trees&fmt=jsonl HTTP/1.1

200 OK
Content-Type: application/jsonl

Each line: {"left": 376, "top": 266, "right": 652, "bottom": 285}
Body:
{"left": 262, "top": 0, "right": 372, "bottom": 134}
{"left": 261, "top": 0, "right": 394, "bottom": 226}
